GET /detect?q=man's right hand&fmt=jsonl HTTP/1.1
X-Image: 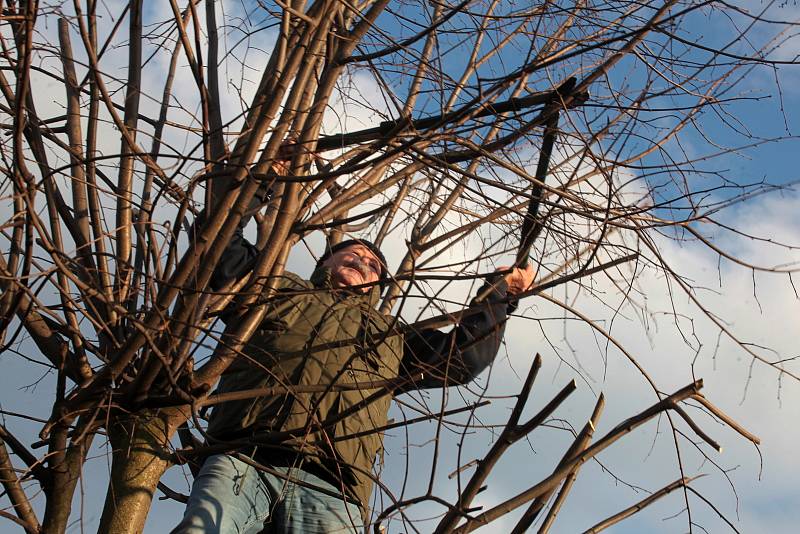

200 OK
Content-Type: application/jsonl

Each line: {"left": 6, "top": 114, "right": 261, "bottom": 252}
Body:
{"left": 497, "top": 264, "right": 536, "bottom": 295}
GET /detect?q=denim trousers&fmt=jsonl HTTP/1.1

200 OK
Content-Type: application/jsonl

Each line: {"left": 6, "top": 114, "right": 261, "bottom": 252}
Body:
{"left": 171, "top": 454, "right": 364, "bottom": 534}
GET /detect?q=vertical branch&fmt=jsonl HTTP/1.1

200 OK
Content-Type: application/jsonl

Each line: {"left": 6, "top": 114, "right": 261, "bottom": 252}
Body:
{"left": 57, "top": 18, "right": 90, "bottom": 248}
{"left": 132, "top": 4, "right": 192, "bottom": 320}
{"left": 401, "top": 1, "right": 442, "bottom": 116}
{"left": 11, "top": 0, "right": 37, "bottom": 188}
{"left": 210, "top": 0, "right": 312, "bottom": 207}
{"left": 83, "top": 0, "right": 116, "bottom": 329}
{"left": 57, "top": 18, "right": 94, "bottom": 379}
{"left": 0, "top": 67, "right": 24, "bottom": 342}
{"left": 115, "top": 0, "right": 143, "bottom": 307}
{"left": 204, "top": 0, "right": 227, "bottom": 166}
{"left": 167, "top": 0, "right": 212, "bottom": 179}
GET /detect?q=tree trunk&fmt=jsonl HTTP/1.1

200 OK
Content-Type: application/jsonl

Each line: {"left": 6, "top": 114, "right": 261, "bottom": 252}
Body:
{"left": 98, "top": 413, "right": 172, "bottom": 534}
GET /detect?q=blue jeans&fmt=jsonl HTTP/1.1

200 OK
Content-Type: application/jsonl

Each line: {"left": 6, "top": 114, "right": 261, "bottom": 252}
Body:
{"left": 171, "top": 454, "right": 364, "bottom": 534}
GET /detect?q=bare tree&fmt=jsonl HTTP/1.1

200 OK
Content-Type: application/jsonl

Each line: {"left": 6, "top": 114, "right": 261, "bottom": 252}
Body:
{"left": 0, "top": 1, "right": 796, "bottom": 533}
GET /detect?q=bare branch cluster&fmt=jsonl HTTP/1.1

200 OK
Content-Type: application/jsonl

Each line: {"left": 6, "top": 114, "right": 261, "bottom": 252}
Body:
{"left": 0, "top": 0, "right": 795, "bottom": 532}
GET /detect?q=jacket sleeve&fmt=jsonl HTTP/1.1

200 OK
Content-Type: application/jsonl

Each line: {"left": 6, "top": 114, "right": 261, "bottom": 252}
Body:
{"left": 198, "top": 179, "right": 272, "bottom": 290}
{"left": 208, "top": 226, "right": 307, "bottom": 328}
{"left": 209, "top": 226, "right": 260, "bottom": 291}
{"left": 399, "top": 279, "right": 517, "bottom": 391}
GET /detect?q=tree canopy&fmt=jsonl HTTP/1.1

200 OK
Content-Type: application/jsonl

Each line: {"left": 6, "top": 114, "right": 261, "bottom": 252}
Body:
{"left": 0, "top": 1, "right": 798, "bottom": 532}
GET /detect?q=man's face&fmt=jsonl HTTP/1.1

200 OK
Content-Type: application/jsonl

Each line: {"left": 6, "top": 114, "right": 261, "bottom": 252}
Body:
{"left": 321, "top": 244, "right": 382, "bottom": 293}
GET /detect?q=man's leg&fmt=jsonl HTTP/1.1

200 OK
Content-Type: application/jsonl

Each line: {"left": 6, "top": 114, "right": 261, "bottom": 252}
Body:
{"left": 266, "top": 466, "right": 364, "bottom": 534}
{"left": 171, "top": 454, "right": 275, "bottom": 534}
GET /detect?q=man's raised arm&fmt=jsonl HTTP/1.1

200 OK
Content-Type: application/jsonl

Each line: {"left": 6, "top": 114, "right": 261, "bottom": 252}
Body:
{"left": 208, "top": 226, "right": 260, "bottom": 291}
{"left": 400, "top": 265, "right": 534, "bottom": 390}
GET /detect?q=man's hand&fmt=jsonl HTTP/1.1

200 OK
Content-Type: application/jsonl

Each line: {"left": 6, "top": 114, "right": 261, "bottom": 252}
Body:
{"left": 270, "top": 137, "right": 298, "bottom": 175}
{"left": 498, "top": 264, "right": 536, "bottom": 295}
{"left": 271, "top": 137, "right": 330, "bottom": 176}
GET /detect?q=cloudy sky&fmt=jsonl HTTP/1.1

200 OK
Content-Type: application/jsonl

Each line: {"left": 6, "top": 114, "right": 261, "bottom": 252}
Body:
{"left": 156, "top": 2, "right": 800, "bottom": 528}
{"left": 2, "top": 1, "right": 800, "bottom": 533}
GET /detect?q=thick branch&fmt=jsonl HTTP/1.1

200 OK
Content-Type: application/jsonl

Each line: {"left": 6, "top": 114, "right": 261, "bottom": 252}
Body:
{"left": 0, "top": 438, "right": 39, "bottom": 532}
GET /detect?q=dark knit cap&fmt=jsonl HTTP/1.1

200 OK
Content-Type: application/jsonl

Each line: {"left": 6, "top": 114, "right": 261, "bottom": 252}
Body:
{"left": 317, "top": 238, "right": 389, "bottom": 288}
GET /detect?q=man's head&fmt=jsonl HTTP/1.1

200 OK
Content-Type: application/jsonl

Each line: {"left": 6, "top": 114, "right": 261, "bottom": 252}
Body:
{"left": 318, "top": 239, "right": 388, "bottom": 293}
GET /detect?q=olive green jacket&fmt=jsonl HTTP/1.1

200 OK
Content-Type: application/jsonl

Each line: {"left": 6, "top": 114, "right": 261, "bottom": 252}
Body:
{"left": 208, "top": 267, "right": 403, "bottom": 510}
{"left": 207, "top": 262, "right": 510, "bottom": 515}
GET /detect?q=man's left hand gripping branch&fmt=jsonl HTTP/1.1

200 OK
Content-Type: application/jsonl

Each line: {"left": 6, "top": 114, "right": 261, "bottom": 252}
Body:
{"left": 173, "top": 146, "right": 536, "bottom": 534}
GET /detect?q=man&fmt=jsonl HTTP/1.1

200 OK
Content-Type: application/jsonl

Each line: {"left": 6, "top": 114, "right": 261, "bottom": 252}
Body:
{"left": 173, "top": 206, "right": 534, "bottom": 534}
